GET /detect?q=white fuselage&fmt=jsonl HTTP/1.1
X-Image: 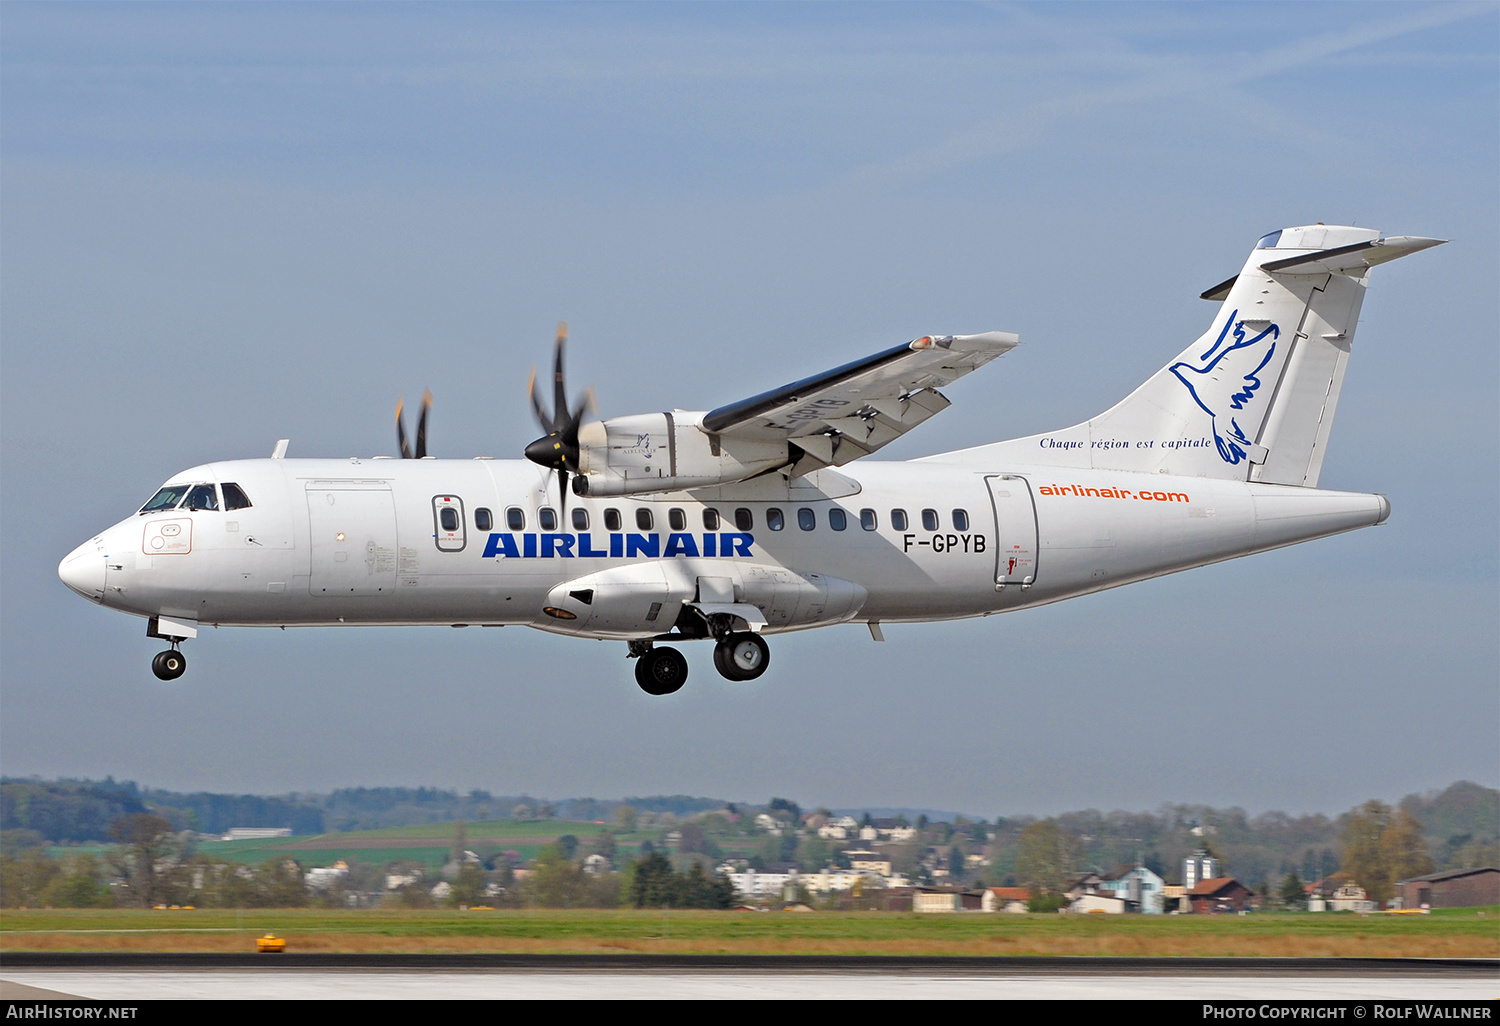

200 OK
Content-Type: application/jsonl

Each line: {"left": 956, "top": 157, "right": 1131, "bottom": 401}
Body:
{"left": 60, "top": 455, "right": 1389, "bottom": 638}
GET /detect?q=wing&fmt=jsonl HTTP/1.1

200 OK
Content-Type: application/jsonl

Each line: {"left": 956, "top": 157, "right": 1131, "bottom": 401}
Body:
{"left": 701, "top": 332, "right": 1017, "bottom": 469}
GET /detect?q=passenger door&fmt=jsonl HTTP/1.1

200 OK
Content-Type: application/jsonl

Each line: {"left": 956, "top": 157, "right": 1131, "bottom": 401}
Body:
{"left": 985, "top": 474, "right": 1038, "bottom": 589}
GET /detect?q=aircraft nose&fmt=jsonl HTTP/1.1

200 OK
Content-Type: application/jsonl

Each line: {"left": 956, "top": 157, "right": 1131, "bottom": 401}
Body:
{"left": 59, "top": 540, "right": 106, "bottom": 602}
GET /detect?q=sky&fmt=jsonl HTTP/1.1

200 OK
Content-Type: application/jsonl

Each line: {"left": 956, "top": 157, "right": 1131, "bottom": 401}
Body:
{"left": 2, "top": 2, "right": 1495, "bottom": 819}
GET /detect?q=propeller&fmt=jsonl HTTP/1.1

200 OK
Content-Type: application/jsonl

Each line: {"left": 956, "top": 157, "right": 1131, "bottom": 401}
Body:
{"left": 396, "top": 389, "right": 432, "bottom": 459}
{"left": 524, "top": 322, "right": 594, "bottom": 512}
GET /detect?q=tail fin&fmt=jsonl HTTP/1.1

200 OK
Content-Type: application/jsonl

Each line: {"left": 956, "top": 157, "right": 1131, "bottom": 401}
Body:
{"left": 940, "top": 225, "right": 1443, "bottom": 486}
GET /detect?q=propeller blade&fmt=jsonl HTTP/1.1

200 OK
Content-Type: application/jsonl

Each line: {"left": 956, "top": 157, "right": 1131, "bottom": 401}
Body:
{"left": 528, "top": 367, "right": 554, "bottom": 434}
{"left": 415, "top": 389, "right": 431, "bottom": 460}
{"left": 552, "top": 322, "right": 569, "bottom": 438}
{"left": 558, "top": 468, "right": 569, "bottom": 522}
{"left": 396, "top": 395, "right": 412, "bottom": 459}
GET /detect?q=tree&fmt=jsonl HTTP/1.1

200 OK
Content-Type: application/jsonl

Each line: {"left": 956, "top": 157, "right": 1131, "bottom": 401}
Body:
{"left": 767, "top": 797, "right": 801, "bottom": 825}
{"left": 1015, "top": 819, "right": 1079, "bottom": 895}
{"left": 1279, "top": 872, "right": 1305, "bottom": 910}
{"left": 629, "top": 851, "right": 678, "bottom": 908}
{"left": 1340, "top": 800, "right": 1435, "bottom": 907}
{"left": 108, "top": 813, "right": 177, "bottom": 907}
{"left": 524, "top": 844, "right": 591, "bottom": 908}
{"left": 614, "top": 806, "right": 638, "bottom": 833}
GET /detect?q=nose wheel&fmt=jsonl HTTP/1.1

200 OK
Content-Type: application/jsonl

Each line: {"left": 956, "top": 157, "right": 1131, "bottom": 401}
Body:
{"left": 151, "top": 648, "right": 187, "bottom": 681}
{"left": 713, "top": 633, "right": 770, "bottom": 681}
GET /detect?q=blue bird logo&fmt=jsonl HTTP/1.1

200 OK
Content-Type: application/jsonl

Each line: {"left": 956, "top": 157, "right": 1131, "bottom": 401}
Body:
{"left": 1169, "top": 312, "right": 1280, "bottom": 464}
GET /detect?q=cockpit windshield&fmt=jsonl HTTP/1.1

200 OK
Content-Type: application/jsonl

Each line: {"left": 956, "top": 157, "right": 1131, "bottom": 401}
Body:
{"left": 184, "top": 484, "right": 219, "bottom": 511}
{"left": 139, "top": 482, "right": 252, "bottom": 514}
{"left": 139, "top": 485, "right": 189, "bottom": 514}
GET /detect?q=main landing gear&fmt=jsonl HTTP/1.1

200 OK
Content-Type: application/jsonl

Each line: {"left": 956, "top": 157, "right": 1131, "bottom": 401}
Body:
{"left": 151, "top": 646, "right": 187, "bottom": 681}
{"left": 629, "top": 632, "right": 771, "bottom": 695}
{"left": 713, "top": 633, "right": 770, "bottom": 682}
{"left": 633, "top": 645, "right": 688, "bottom": 696}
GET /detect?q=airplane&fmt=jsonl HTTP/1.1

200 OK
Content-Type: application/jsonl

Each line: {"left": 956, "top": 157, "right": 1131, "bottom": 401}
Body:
{"left": 59, "top": 224, "right": 1443, "bottom": 695}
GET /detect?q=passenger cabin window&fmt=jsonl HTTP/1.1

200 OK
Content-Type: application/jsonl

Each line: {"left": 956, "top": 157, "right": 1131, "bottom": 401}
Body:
{"left": 797, "top": 508, "right": 816, "bottom": 531}
{"left": 539, "top": 507, "right": 558, "bottom": 532}
{"left": 668, "top": 508, "right": 686, "bottom": 531}
{"left": 222, "top": 483, "right": 253, "bottom": 510}
{"left": 475, "top": 508, "right": 493, "bottom": 532}
{"left": 860, "top": 508, "right": 877, "bottom": 531}
{"left": 572, "top": 508, "right": 589, "bottom": 531}
{"left": 635, "top": 508, "right": 653, "bottom": 531}
{"left": 735, "top": 508, "right": 753, "bottom": 531}
{"left": 432, "top": 495, "right": 466, "bottom": 552}
{"left": 829, "top": 508, "right": 847, "bottom": 531}
{"left": 604, "top": 508, "right": 622, "bottom": 532}
{"left": 140, "top": 485, "right": 189, "bottom": 514}
{"left": 703, "top": 508, "right": 720, "bottom": 531}
{"left": 506, "top": 507, "right": 525, "bottom": 531}
{"left": 952, "top": 509, "right": 970, "bottom": 532}
{"left": 922, "top": 508, "right": 939, "bottom": 531}
{"left": 890, "top": 509, "right": 908, "bottom": 532}
{"left": 766, "top": 507, "right": 785, "bottom": 531}
{"left": 184, "top": 484, "right": 219, "bottom": 511}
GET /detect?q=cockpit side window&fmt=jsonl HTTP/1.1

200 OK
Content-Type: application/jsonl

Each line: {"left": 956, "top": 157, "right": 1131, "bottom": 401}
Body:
{"left": 222, "top": 483, "right": 253, "bottom": 510}
{"left": 184, "top": 484, "right": 219, "bottom": 511}
{"left": 139, "top": 485, "right": 189, "bottom": 514}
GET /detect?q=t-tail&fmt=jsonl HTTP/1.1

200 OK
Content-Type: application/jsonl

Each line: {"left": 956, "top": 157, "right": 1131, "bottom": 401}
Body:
{"left": 939, "top": 225, "right": 1443, "bottom": 486}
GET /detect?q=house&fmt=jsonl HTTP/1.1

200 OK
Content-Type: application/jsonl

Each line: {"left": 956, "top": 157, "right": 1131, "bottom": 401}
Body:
{"left": 1188, "top": 877, "right": 1254, "bottom": 913}
{"left": 1394, "top": 867, "right": 1500, "bottom": 909}
{"left": 913, "top": 887, "right": 983, "bottom": 912}
{"left": 1306, "top": 874, "right": 1376, "bottom": 913}
{"left": 858, "top": 818, "right": 917, "bottom": 843}
{"left": 844, "top": 849, "right": 893, "bottom": 876}
{"left": 222, "top": 827, "right": 291, "bottom": 841}
{"left": 1070, "top": 892, "right": 1128, "bottom": 914}
{"left": 818, "top": 816, "right": 859, "bottom": 841}
{"left": 983, "top": 887, "right": 1031, "bottom": 913}
{"left": 1095, "top": 864, "right": 1166, "bottom": 914}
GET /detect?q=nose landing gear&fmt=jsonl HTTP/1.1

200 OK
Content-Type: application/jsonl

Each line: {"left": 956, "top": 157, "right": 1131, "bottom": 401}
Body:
{"left": 151, "top": 647, "right": 187, "bottom": 681}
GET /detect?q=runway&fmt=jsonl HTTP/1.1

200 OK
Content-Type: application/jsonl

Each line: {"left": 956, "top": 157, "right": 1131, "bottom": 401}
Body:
{"left": 3, "top": 955, "right": 1496, "bottom": 1000}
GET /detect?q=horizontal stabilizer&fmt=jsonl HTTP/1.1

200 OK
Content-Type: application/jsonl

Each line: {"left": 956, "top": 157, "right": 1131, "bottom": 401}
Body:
{"left": 1202, "top": 236, "right": 1445, "bottom": 299}
{"left": 1260, "top": 235, "right": 1445, "bottom": 275}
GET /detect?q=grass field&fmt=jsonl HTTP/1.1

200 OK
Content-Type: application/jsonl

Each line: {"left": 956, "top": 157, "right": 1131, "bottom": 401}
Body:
{"left": 3, "top": 908, "right": 1496, "bottom": 958}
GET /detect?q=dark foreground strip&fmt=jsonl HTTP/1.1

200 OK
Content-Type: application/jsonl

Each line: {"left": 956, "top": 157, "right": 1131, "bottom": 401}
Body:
{"left": 2, "top": 954, "right": 1496, "bottom": 975}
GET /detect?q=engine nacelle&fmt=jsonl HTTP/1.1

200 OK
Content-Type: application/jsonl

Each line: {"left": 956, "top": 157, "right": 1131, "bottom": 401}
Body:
{"left": 573, "top": 411, "right": 789, "bottom": 496}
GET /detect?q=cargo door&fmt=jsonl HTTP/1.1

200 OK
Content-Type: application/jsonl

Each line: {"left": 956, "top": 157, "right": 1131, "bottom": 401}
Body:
{"left": 985, "top": 474, "right": 1038, "bottom": 589}
{"left": 307, "top": 485, "right": 398, "bottom": 595}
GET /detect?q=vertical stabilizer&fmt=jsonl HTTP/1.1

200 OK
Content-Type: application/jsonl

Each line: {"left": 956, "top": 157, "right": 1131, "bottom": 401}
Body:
{"left": 934, "top": 226, "right": 1443, "bottom": 485}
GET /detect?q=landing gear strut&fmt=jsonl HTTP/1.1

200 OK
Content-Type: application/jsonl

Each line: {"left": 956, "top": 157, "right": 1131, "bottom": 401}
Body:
{"left": 151, "top": 647, "right": 187, "bottom": 681}
{"left": 712, "top": 632, "right": 770, "bottom": 681}
{"left": 633, "top": 645, "right": 688, "bottom": 696}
